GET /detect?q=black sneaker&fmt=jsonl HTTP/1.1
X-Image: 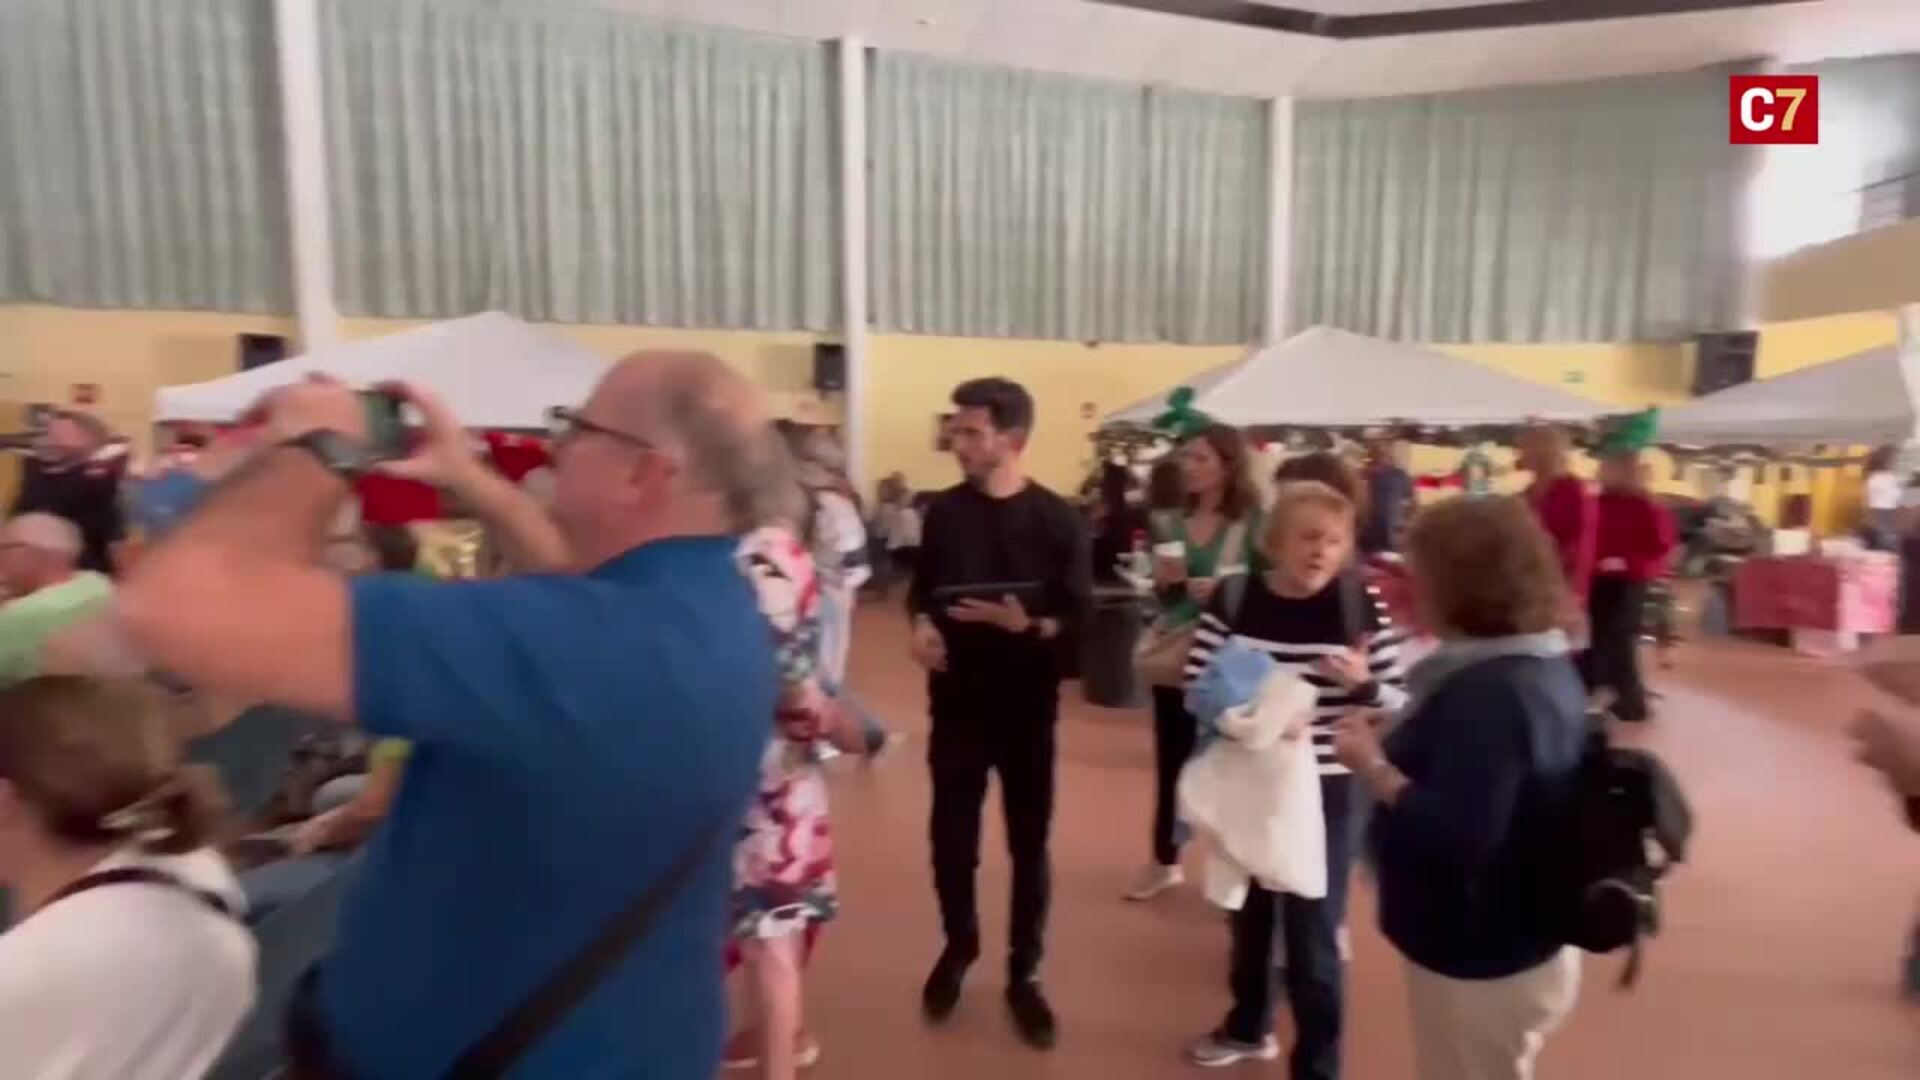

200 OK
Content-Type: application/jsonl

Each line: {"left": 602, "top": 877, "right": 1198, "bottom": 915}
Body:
{"left": 921, "top": 949, "right": 974, "bottom": 1023}
{"left": 1005, "top": 979, "right": 1057, "bottom": 1050}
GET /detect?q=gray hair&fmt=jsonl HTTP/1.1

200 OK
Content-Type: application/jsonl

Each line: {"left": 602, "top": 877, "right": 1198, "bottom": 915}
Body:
{"left": 637, "top": 362, "right": 797, "bottom": 533}
{"left": 5, "top": 513, "right": 83, "bottom": 561}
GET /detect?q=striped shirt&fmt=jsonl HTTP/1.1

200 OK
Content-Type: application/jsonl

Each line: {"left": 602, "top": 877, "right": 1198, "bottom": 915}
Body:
{"left": 1185, "top": 573, "right": 1409, "bottom": 776}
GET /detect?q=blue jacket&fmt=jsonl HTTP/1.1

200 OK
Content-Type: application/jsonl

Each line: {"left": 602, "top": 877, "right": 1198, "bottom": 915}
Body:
{"left": 1373, "top": 639, "right": 1587, "bottom": 980}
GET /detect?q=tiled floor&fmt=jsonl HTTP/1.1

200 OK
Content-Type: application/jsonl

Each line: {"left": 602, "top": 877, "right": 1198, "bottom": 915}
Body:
{"left": 787, "top": 604, "right": 1920, "bottom": 1079}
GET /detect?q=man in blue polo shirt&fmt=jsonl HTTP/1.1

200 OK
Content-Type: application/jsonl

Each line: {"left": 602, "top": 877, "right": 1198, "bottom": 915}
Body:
{"left": 120, "top": 353, "right": 782, "bottom": 1077}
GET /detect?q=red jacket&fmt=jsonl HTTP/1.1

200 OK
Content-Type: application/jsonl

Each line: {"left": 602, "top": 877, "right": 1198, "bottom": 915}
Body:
{"left": 1594, "top": 491, "right": 1677, "bottom": 583}
{"left": 1529, "top": 475, "right": 1598, "bottom": 601}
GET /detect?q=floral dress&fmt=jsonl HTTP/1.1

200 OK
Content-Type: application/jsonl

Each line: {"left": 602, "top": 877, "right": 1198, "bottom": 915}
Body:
{"left": 729, "top": 526, "right": 839, "bottom": 947}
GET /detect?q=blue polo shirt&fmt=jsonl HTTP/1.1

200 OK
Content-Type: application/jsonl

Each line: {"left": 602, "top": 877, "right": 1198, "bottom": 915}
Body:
{"left": 319, "top": 537, "right": 772, "bottom": 1078}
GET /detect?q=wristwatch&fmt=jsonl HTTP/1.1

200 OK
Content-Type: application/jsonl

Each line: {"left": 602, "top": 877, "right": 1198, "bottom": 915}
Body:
{"left": 281, "top": 429, "right": 375, "bottom": 482}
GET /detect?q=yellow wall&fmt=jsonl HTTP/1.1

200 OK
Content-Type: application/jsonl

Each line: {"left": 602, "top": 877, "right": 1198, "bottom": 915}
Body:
{"left": 336, "top": 316, "right": 822, "bottom": 406}
{"left": 1429, "top": 320, "right": 1903, "bottom": 534}
{"left": 862, "top": 334, "right": 1243, "bottom": 494}
{"left": 1759, "top": 218, "right": 1920, "bottom": 324}
{"left": 0, "top": 305, "right": 295, "bottom": 439}
{"left": 0, "top": 304, "right": 1238, "bottom": 495}
{"left": 1751, "top": 308, "right": 1900, "bottom": 376}
{"left": 0, "top": 305, "right": 298, "bottom": 502}
{"left": 1, "top": 301, "right": 1908, "bottom": 532}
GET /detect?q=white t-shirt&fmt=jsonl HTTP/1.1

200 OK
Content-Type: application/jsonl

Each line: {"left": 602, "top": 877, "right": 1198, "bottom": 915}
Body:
{"left": 880, "top": 503, "right": 923, "bottom": 551}
{"left": 0, "top": 847, "right": 256, "bottom": 1080}
{"left": 813, "top": 490, "right": 871, "bottom": 592}
{"left": 1867, "top": 470, "right": 1903, "bottom": 512}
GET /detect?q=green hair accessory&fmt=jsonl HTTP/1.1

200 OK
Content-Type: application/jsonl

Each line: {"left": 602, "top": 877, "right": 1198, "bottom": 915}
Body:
{"left": 1597, "top": 408, "right": 1659, "bottom": 456}
{"left": 1151, "top": 386, "right": 1215, "bottom": 440}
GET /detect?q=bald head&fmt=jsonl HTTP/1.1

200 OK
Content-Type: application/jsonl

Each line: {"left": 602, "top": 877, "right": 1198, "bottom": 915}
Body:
{"left": 0, "top": 513, "right": 83, "bottom": 598}
{"left": 4, "top": 513, "right": 83, "bottom": 560}
{"left": 550, "top": 351, "right": 792, "bottom": 564}
{"left": 598, "top": 351, "right": 772, "bottom": 448}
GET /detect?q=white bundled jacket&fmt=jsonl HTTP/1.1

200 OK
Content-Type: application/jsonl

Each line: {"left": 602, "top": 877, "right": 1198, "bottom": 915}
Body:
{"left": 1176, "top": 668, "right": 1328, "bottom": 909}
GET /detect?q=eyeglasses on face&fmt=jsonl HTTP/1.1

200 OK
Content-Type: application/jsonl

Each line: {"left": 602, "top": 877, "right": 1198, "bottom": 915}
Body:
{"left": 546, "top": 406, "right": 654, "bottom": 452}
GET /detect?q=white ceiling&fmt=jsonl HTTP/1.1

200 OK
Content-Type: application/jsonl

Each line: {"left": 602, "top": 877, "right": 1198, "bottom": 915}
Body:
{"left": 606, "top": 0, "right": 1920, "bottom": 98}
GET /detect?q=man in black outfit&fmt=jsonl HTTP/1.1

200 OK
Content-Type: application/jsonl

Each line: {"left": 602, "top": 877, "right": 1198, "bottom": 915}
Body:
{"left": 10, "top": 410, "right": 125, "bottom": 575}
{"left": 908, "top": 378, "right": 1091, "bottom": 1050}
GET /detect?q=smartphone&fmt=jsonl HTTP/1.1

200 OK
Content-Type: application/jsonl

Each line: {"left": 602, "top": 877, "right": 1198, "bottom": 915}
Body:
{"left": 931, "top": 581, "right": 1045, "bottom": 607}
{"left": 358, "top": 389, "right": 409, "bottom": 461}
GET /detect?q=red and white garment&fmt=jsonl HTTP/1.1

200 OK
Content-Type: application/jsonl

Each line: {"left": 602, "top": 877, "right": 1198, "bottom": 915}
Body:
{"left": 727, "top": 526, "right": 838, "bottom": 951}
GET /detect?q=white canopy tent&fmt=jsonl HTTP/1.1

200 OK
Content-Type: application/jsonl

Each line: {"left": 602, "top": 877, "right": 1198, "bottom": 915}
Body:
{"left": 154, "top": 312, "right": 612, "bottom": 428}
{"left": 1655, "top": 344, "right": 1920, "bottom": 448}
{"left": 1103, "top": 326, "right": 1612, "bottom": 429}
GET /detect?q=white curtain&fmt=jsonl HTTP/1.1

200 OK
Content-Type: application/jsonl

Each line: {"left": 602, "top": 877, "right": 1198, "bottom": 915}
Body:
{"left": 1291, "top": 69, "right": 1749, "bottom": 343}
{"left": 869, "top": 52, "right": 1267, "bottom": 344}
{"left": 320, "top": 0, "right": 838, "bottom": 329}
{"left": 0, "top": 0, "right": 289, "bottom": 311}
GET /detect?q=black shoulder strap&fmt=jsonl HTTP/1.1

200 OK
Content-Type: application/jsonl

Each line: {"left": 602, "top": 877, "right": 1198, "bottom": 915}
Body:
{"left": 1338, "top": 566, "right": 1369, "bottom": 645}
{"left": 445, "top": 814, "right": 733, "bottom": 1079}
{"left": 1218, "top": 572, "right": 1249, "bottom": 627}
{"left": 46, "top": 865, "right": 237, "bottom": 920}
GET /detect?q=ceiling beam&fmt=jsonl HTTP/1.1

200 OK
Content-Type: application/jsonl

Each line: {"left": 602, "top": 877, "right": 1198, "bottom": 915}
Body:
{"left": 1091, "top": 0, "right": 1806, "bottom": 39}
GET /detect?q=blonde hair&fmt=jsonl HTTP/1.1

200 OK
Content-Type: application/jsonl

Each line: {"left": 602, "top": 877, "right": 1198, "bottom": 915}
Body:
{"left": 1261, "top": 480, "right": 1356, "bottom": 555}
{"left": 0, "top": 677, "right": 226, "bottom": 856}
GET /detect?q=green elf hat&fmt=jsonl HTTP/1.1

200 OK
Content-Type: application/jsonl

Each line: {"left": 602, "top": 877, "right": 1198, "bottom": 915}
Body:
{"left": 1596, "top": 408, "right": 1659, "bottom": 457}
{"left": 1151, "top": 386, "right": 1216, "bottom": 441}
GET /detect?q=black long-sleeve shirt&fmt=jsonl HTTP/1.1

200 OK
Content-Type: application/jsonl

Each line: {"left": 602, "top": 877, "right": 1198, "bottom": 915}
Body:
{"left": 909, "top": 480, "right": 1092, "bottom": 681}
{"left": 12, "top": 456, "right": 125, "bottom": 574}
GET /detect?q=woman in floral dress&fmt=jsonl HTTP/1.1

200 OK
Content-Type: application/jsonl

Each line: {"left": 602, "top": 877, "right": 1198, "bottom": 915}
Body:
{"left": 725, "top": 522, "right": 862, "bottom": 1077}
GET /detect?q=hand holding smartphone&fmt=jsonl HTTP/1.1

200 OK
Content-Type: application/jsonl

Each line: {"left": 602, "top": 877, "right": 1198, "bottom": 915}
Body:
{"left": 357, "top": 389, "right": 411, "bottom": 461}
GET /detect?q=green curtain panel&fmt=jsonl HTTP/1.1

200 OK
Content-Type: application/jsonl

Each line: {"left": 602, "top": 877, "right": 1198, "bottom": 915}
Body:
{"left": 320, "top": 0, "right": 838, "bottom": 330}
{"left": 869, "top": 52, "right": 1267, "bottom": 344}
{"left": 1291, "top": 69, "right": 1749, "bottom": 343}
{"left": 0, "top": 0, "right": 290, "bottom": 311}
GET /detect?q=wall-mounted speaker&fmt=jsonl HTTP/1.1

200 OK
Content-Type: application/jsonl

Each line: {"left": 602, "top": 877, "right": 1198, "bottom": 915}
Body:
{"left": 812, "top": 342, "right": 846, "bottom": 392}
{"left": 1691, "top": 331, "right": 1757, "bottom": 397}
{"left": 239, "top": 332, "right": 289, "bottom": 371}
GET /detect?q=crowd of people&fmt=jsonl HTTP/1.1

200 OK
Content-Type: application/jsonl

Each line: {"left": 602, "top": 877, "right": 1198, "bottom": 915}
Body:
{"left": 0, "top": 355, "right": 1913, "bottom": 1080}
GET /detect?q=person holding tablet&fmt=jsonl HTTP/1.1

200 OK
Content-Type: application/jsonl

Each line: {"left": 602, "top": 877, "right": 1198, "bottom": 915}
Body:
{"left": 908, "top": 378, "right": 1092, "bottom": 1052}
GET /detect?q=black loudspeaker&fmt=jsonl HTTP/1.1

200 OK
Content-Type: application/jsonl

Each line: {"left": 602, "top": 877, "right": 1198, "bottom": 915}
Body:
{"left": 812, "top": 343, "right": 846, "bottom": 393}
{"left": 1691, "top": 331, "right": 1757, "bottom": 397}
{"left": 239, "top": 332, "right": 289, "bottom": 371}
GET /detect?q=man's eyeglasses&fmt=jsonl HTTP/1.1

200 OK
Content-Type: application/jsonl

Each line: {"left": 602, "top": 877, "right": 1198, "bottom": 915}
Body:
{"left": 546, "top": 406, "right": 654, "bottom": 452}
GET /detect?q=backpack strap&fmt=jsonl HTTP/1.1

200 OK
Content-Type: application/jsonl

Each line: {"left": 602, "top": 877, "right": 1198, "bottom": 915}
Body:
{"left": 45, "top": 865, "right": 237, "bottom": 921}
{"left": 445, "top": 814, "right": 732, "bottom": 1078}
{"left": 1218, "top": 571, "right": 1249, "bottom": 627}
{"left": 1338, "top": 565, "right": 1370, "bottom": 646}
{"left": 1216, "top": 517, "right": 1249, "bottom": 576}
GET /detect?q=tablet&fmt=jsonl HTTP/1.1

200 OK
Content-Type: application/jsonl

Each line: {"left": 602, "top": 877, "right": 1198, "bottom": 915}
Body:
{"left": 931, "top": 581, "right": 1046, "bottom": 606}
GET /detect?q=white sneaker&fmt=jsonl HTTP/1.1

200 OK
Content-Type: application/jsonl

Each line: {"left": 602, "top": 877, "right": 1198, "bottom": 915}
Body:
{"left": 1187, "top": 1032, "right": 1281, "bottom": 1068}
{"left": 1124, "top": 863, "right": 1185, "bottom": 902}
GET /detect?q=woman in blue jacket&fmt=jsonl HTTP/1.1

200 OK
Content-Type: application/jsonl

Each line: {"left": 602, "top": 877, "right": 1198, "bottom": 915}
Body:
{"left": 1333, "top": 496, "right": 1587, "bottom": 1080}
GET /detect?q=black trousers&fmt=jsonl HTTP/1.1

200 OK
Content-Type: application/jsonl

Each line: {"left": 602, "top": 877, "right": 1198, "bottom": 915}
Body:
{"left": 1222, "top": 775, "right": 1354, "bottom": 1080}
{"left": 1151, "top": 686, "right": 1199, "bottom": 866}
{"left": 928, "top": 674, "right": 1058, "bottom": 982}
{"left": 1584, "top": 575, "right": 1650, "bottom": 722}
